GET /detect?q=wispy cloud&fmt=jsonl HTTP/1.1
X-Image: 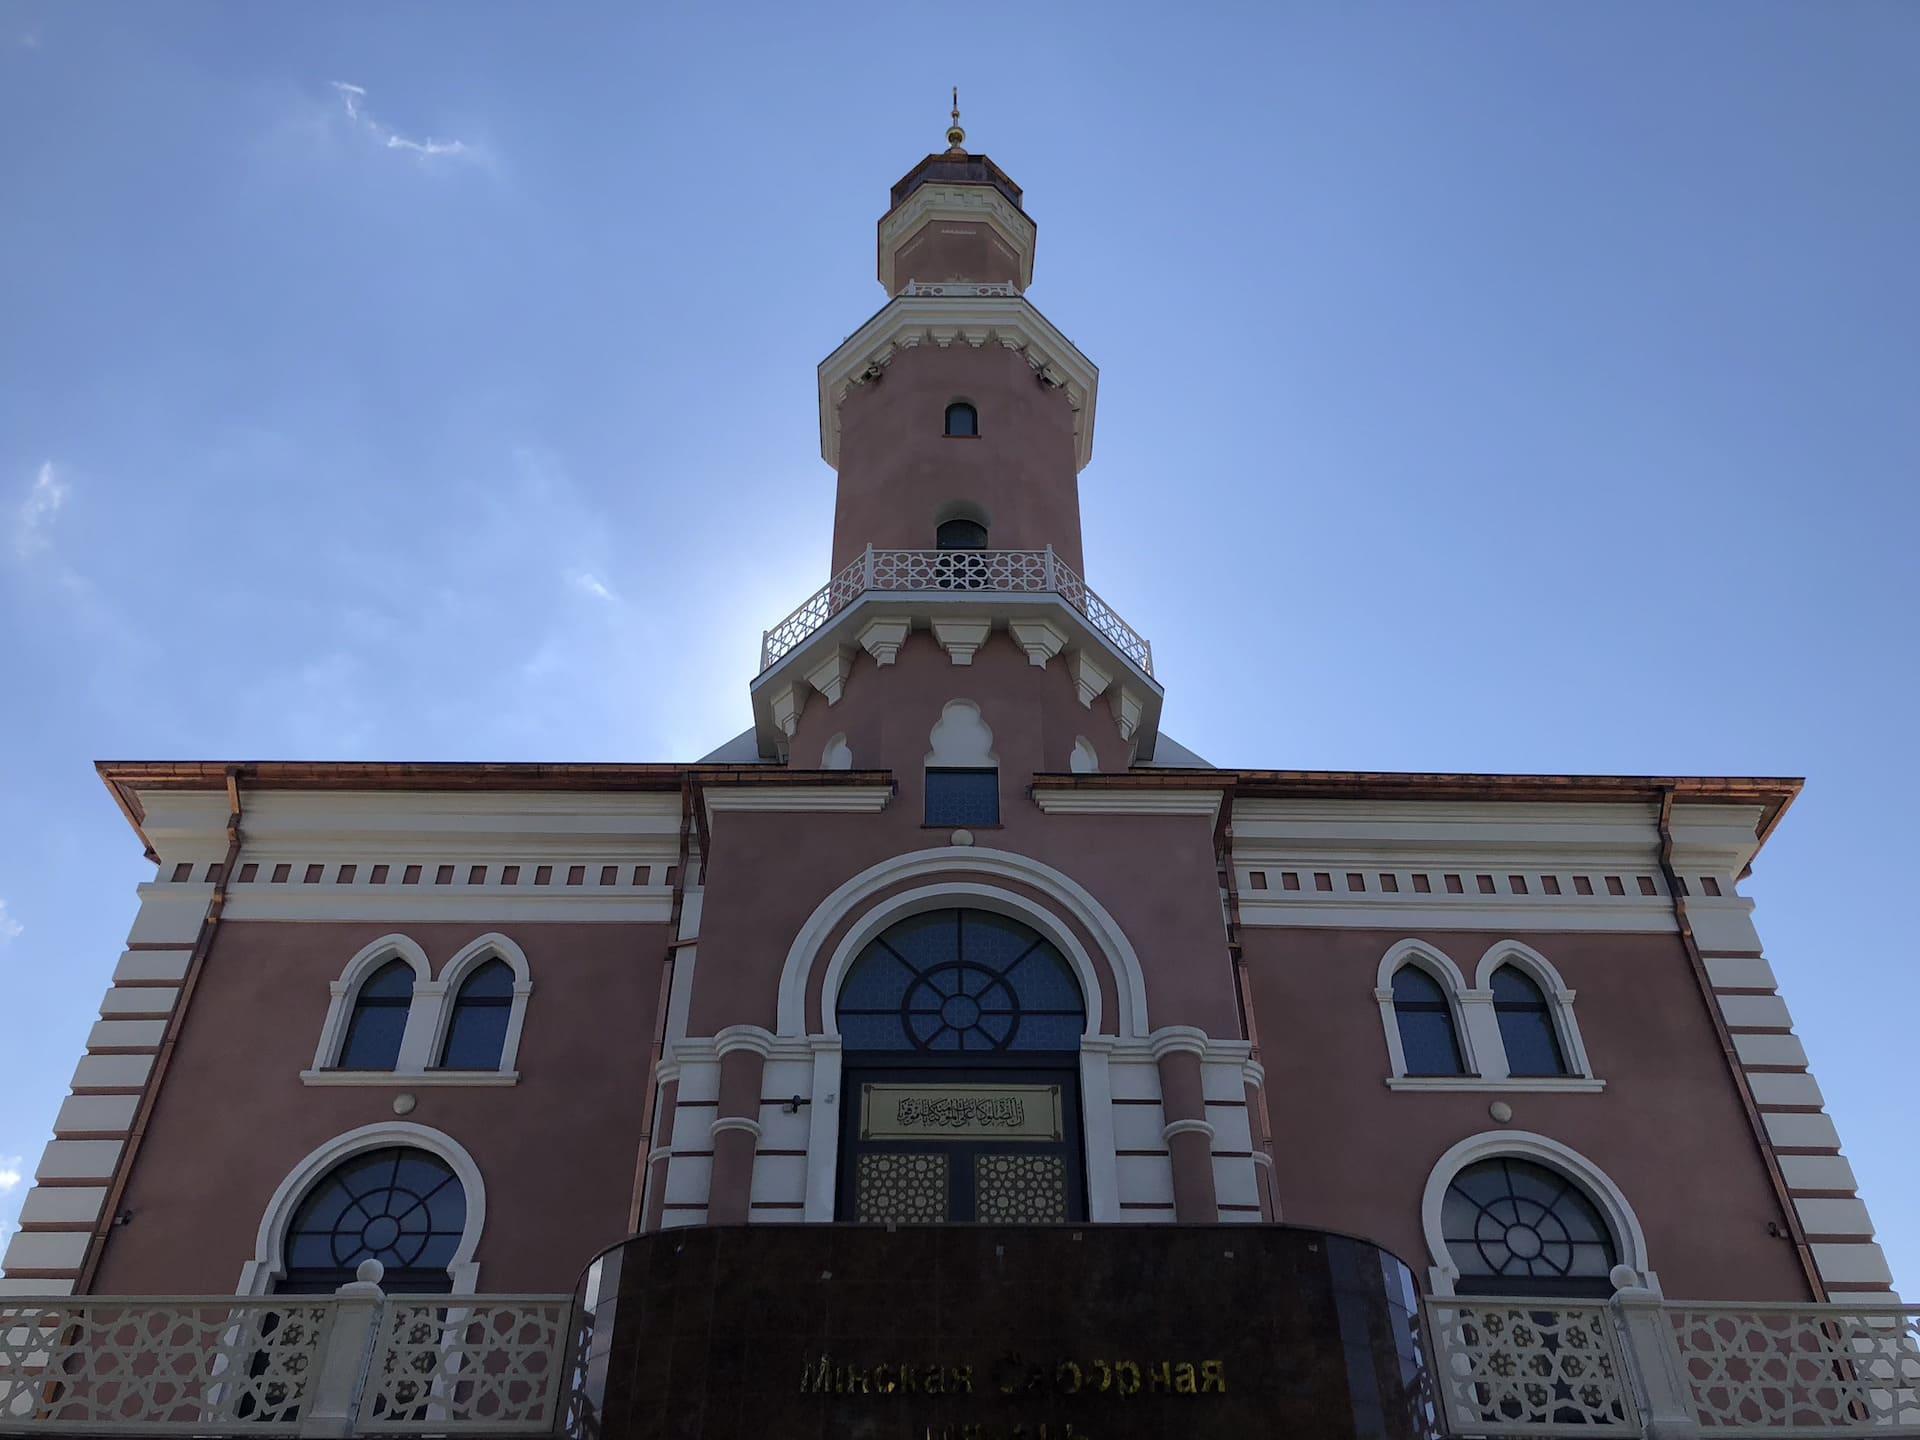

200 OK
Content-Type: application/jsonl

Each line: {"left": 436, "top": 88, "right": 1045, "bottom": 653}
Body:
{"left": 12, "top": 461, "right": 67, "bottom": 559}
{"left": 331, "top": 81, "right": 477, "bottom": 162}
{"left": 570, "top": 571, "right": 617, "bottom": 603}
{"left": 0, "top": 1155, "right": 21, "bottom": 1194}
{"left": 0, "top": 901, "right": 19, "bottom": 945}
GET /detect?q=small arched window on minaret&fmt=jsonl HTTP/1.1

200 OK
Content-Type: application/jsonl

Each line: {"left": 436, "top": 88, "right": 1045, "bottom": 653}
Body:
{"left": 944, "top": 401, "right": 978, "bottom": 438}
{"left": 936, "top": 517, "right": 988, "bottom": 550}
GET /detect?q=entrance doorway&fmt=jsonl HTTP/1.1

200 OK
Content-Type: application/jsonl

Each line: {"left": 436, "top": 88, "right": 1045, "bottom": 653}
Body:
{"left": 833, "top": 908, "right": 1087, "bottom": 1223}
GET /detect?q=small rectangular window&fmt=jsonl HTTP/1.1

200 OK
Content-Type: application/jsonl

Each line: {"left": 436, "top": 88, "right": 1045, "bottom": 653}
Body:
{"left": 925, "top": 768, "right": 999, "bottom": 826}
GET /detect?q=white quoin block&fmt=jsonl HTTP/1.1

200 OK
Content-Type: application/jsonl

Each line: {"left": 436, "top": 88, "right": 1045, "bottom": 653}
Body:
{"left": 54, "top": 1094, "right": 140, "bottom": 1135}
{"left": 99, "top": 986, "right": 178, "bottom": 1017}
{"left": 1717, "top": 994, "right": 1793, "bottom": 1030}
{"left": 1, "top": 1231, "right": 90, "bottom": 1272}
{"left": 1811, "top": 1243, "right": 1893, "bottom": 1286}
{"left": 125, "top": 888, "right": 212, "bottom": 946}
{"left": 1686, "top": 903, "right": 1762, "bottom": 952}
{"left": 1778, "top": 1153, "right": 1858, "bottom": 1191}
{"left": 1747, "top": 1071, "right": 1825, "bottom": 1107}
{"left": 1704, "top": 956, "right": 1777, "bottom": 990}
{"left": 86, "top": 1019, "right": 166, "bottom": 1051}
{"left": 19, "top": 1186, "right": 108, "bottom": 1225}
{"left": 35, "top": 1139, "right": 124, "bottom": 1182}
{"left": 1731, "top": 1032, "right": 1808, "bottom": 1067}
{"left": 112, "top": 949, "right": 193, "bottom": 983}
{"left": 1794, "top": 1197, "right": 1876, "bottom": 1236}
{"left": 71, "top": 1053, "right": 155, "bottom": 1089}
{"left": 1762, "top": 1112, "right": 1841, "bottom": 1149}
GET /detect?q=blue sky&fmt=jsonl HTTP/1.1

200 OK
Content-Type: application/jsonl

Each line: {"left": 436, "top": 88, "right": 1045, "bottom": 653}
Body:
{"left": 2, "top": 4, "right": 1915, "bottom": 1293}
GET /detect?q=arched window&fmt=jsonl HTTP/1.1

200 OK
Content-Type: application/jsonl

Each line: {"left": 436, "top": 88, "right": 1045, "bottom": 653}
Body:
{"left": 1441, "top": 1156, "right": 1619, "bottom": 1297}
{"left": 1492, "top": 965, "right": 1569, "bottom": 1076}
{"left": 936, "top": 517, "right": 988, "bottom": 550}
{"left": 837, "top": 909, "right": 1085, "bottom": 1053}
{"left": 1391, "top": 966, "right": 1466, "bottom": 1076}
{"left": 436, "top": 958, "right": 514, "bottom": 1070}
{"left": 277, "top": 1147, "right": 466, "bottom": 1294}
{"left": 944, "top": 401, "right": 978, "bottom": 437}
{"left": 335, "top": 959, "right": 414, "bottom": 1070}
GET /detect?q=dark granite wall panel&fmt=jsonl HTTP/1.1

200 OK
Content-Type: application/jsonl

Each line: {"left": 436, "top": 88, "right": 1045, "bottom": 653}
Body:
{"left": 566, "top": 1224, "right": 1437, "bottom": 1440}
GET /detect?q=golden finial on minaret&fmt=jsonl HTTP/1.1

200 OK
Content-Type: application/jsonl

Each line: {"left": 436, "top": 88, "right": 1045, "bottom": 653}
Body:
{"left": 946, "top": 86, "right": 966, "bottom": 153}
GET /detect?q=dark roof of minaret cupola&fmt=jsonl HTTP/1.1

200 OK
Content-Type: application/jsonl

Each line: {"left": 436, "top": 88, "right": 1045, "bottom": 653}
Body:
{"left": 889, "top": 90, "right": 1025, "bottom": 212}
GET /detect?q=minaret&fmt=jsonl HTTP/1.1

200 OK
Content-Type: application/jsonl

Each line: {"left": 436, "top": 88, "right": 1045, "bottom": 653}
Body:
{"left": 825, "top": 97, "right": 1092, "bottom": 575}
{"left": 752, "top": 105, "right": 1159, "bottom": 766}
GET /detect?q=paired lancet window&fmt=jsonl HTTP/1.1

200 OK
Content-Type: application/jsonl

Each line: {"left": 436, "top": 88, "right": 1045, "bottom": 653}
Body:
{"left": 311, "top": 934, "right": 531, "bottom": 1081}
{"left": 1377, "top": 941, "right": 1593, "bottom": 1087}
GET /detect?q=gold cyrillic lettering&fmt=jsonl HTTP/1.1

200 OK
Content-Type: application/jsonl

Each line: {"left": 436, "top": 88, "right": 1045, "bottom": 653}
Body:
{"left": 800, "top": 1354, "right": 831, "bottom": 1393}
{"left": 1200, "top": 1359, "right": 1226, "bottom": 1393}
{"left": 1092, "top": 1359, "right": 1113, "bottom": 1392}
{"left": 1147, "top": 1360, "right": 1173, "bottom": 1393}
{"left": 924, "top": 1365, "right": 945, "bottom": 1395}
{"left": 1057, "top": 1360, "right": 1083, "bottom": 1394}
{"left": 1174, "top": 1361, "right": 1197, "bottom": 1394}
{"left": 951, "top": 1365, "right": 974, "bottom": 1394}
{"left": 1116, "top": 1361, "right": 1141, "bottom": 1396}
{"left": 874, "top": 1363, "right": 895, "bottom": 1394}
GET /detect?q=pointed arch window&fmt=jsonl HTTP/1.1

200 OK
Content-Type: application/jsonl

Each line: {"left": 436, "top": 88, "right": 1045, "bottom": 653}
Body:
{"left": 1391, "top": 965, "right": 1466, "bottom": 1076}
{"left": 336, "top": 959, "right": 414, "bottom": 1070}
{"left": 436, "top": 958, "right": 515, "bottom": 1071}
{"left": 944, "top": 401, "right": 978, "bottom": 437}
{"left": 1441, "top": 1156, "right": 1619, "bottom": 1297}
{"left": 1492, "top": 965, "right": 1569, "bottom": 1077}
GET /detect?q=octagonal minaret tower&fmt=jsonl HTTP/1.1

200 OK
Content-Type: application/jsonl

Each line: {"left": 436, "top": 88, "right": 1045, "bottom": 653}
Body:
{"left": 752, "top": 103, "right": 1159, "bottom": 766}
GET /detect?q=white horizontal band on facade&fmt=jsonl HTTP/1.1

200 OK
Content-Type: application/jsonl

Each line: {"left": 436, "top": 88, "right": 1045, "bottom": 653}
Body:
{"left": 703, "top": 786, "right": 893, "bottom": 816}
{"left": 1031, "top": 790, "right": 1223, "bottom": 821}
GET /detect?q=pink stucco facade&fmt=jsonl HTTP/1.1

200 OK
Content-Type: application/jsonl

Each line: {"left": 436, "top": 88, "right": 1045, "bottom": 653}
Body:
{"left": 3, "top": 132, "right": 1892, "bottom": 1332}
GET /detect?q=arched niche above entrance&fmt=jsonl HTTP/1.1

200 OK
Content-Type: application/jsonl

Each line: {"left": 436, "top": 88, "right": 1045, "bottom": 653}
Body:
{"left": 777, "top": 847, "right": 1148, "bottom": 1043}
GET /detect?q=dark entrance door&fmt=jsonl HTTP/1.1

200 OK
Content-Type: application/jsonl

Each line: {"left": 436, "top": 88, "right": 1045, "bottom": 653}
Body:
{"left": 838, "top": 1062, "right": 1085, "bottom": 1222}
{"left": 832, "top": 908, "right": 1088, "bottom": 1224}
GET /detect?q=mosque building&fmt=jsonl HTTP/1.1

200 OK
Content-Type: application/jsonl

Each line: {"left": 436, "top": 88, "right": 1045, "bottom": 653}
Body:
{"left": 1, "top": 104, "right": 1907, "bottom": 1440}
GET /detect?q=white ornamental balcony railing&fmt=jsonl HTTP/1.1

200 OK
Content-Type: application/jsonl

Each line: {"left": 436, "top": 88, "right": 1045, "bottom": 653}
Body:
{"left": 0, "top": 1274, "right": 572, "bottom": 1435}
{"left": 1424, "top": 1283, "right": 1920, "bottom": 1437}
{"left": 759, "top": 545, "right": 1154, "bottom": 677}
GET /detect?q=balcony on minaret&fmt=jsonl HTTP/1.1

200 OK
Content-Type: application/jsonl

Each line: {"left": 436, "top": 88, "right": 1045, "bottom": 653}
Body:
{"left": 750, "top": 541, "right": 1160, "bottom": 764}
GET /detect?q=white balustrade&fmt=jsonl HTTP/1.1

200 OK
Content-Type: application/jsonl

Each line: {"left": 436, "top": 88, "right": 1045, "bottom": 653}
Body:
{"left": 0, "top": 1287, "right": 572, "bottom": 1436}
{"left": 759, "top": 547, "right": 1154, "bottom": 677}
{"left": 1668, "top": 1303, "right": 1920, "bottom": 1433}
{"left": 1423, "top": 1290, "right": 1920, "bottom": 1438}
{"left": 1424, "top": 1296, "right": 1640, "bottom": 1435}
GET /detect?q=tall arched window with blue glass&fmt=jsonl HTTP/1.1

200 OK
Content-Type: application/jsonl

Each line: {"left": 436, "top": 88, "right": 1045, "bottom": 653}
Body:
{"left": 835, "top": 908, "right": 1086, "bottom": 1223}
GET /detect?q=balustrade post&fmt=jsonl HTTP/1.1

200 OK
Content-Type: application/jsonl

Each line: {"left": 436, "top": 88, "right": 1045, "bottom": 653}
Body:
{"left": 1043, "top": 544, "right": 1056, "bottom": 592}
{"left": 1609, "top": 1269, "right": 1699, "bottom": 1440}
{"left": 301, "top": 1260, "right": 385, "bottom": 1438}
{"left": 863, "top": 543, "right": 876, "bottom": 591}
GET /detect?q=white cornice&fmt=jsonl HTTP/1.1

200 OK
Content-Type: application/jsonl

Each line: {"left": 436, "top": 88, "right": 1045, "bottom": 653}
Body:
{"left": 817, "top": 295, "right": 1098, "bottom": 472}
{"left": 702, "top": 785, "right": 893, "bottom": 820}
{"left": 1032, "top": 789, "right": 1222, "bottom": 824}
{"left": 877, "top": 183, "right": 1036, "bottom": 293}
